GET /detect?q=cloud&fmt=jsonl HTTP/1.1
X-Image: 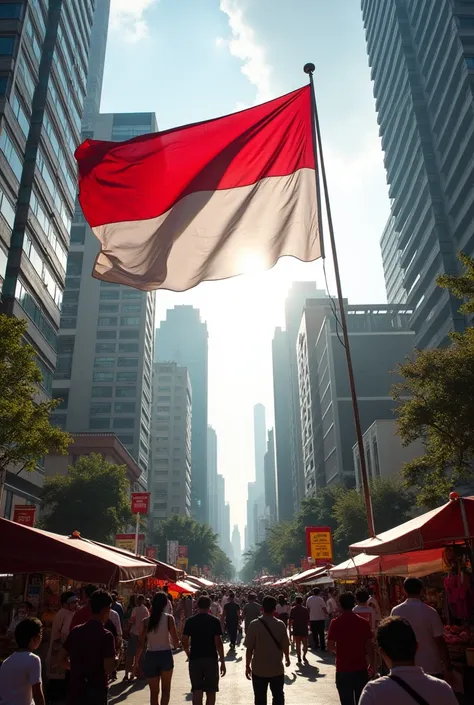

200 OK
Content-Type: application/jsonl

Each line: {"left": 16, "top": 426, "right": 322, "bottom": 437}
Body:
{"left": 215, "top": 36, "right": 227, "bottom": 49}
{"left": 219, "top": 0, "right": 273, "bottom": 103}
{"left": 109, "top": 0, "right": 158, "bottom": 43}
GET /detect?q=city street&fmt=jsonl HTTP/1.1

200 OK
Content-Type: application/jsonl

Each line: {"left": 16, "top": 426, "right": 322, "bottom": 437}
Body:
{"left": 109, "top": 644, "right": 339, "bottom": 705}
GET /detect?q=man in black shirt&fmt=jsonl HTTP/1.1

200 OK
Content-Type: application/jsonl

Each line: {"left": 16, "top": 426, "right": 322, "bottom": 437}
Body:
{"left": 222, "top": 592, "right": 240, "bottom": 649}
{"left": 182, "top": 596, "right": 226, "bottom": 705}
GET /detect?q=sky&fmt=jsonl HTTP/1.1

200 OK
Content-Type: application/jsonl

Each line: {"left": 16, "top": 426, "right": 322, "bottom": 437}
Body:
{"left": 101, "top": 0, "right": 390, "bottom": 538}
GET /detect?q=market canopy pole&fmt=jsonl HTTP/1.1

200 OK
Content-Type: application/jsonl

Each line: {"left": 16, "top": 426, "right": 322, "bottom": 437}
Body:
{"left": 304, "top": 62, "right": 375, "bottom": 538}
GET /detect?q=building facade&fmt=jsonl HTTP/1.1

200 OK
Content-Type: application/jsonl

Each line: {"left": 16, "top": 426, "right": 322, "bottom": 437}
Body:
{"left": 272, "top": 326, "right": 292, "bottom": 522}
{"left": 207, "top": 426, "right": 218, "bottom": 533}
{"left": 231, "top": 524, "right": 241, "bottom": 572}
{"left": 264, "top": 428, "right": 277, "bottom": 527}
{"left": 297, "top": 302, "right": 415, "bottom": 493}
{"left": 51, "top": 112, "right": 157, "bottom": 485}
{"left": 150, "top": 362, "right": 192, "bottom": 528}
{"left": 155, "top": 306, "right": 209, "bottom": 524}
{"left": 380, "top": 216, "right": 407, "bottom": 304}
{"left": 0, "top": 1, "right": 98, "bottom": 516}
{"left": 253, "top": 404, "right": 266, "bottom": 498}
{"left": 361, "top": 0, "right": 474, "bottom": 347}
{"left": 352, "top": 419, "right": 424, "bottom": 490}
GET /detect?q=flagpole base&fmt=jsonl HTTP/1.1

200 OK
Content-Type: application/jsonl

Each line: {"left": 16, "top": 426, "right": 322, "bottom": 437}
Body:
{"left": 304, "top": 63, "right": 315, "bottom": 75}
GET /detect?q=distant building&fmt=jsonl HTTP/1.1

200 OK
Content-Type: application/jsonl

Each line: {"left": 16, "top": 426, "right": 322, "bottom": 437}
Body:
{"left": 253, "top": 404, "right": 266, "bottom": 498}
{"left": 246, "top": 481, "right": 258, "bottom": 550}
{"left": 231, "top": 525, "right": 241, "bottom": 571}
{"left": 264, "top": 429, "right": 277, "bottom": 526}
{"left": 207, "top": 426, "right": 218, "bottom": 534}
{"left": 380, "top": 216, "right": 406, "bottom": 304}
{"left": 361, "top": 0, "right": 474, "bottom": 348}
{"left": 149, "top": 362, "right": 192, "bottom": 529}
{"left": 352, "top": 419, "right": 424, "bottom": 489}
{"left": 297, "top": 301, "right": 415, "bottom": 493}
{"left": 156, "top": 306, "right": 209, "bottom": 523}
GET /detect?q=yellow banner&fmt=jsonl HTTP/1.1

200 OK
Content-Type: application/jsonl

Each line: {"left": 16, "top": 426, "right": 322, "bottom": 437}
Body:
{"left": 177, "top": 557, "right": 189, "bottom": 571}
{"left": 308, "top": 530, "right": 333, "bottom": 562}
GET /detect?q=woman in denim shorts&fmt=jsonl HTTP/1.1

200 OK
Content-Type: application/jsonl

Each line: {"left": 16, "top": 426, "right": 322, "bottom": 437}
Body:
{"left": 136, "top": 591, "right": 179, "bottom": 705}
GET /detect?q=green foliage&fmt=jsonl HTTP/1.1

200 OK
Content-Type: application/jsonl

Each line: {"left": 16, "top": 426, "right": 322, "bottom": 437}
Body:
{"left": 240, "top": 479, "right": 413, "bottom": 580}
{"left": 211, "top": 547, "right": 235, "bottom": 581}
{"left": 392, "top": 252, "right": 474, "bottom": 506}
{"left": 0, "top": 315, "right": 70, "bottom": 476}
{"left": 41, "top": 453, "right": 132, "bottom": 543}
{"left": 152, "top": 514, "right": 219, "bottom": 569}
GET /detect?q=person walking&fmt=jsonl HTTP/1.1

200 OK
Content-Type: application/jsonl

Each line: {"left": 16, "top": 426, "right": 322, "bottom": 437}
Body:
{"left": 305, "top": 587, "right": 327, "bottom": 651}
{"left": 391, "top": 578, "right": 452, "bottom": 679}
{"left": 0, "top": 617, "right": 45, "bottom": 705}
{"left": 135, "top": 592, "right": 179, "bottom": 705}
{"left": 62, "top": 589, "right": 118, "bottom": 705}
{"left": 47, "top": 592, "right": 78, "bottom": 700}
{"left": 242, "top": 593, "right": 262, "bottom": 634}
{"left": 111, "top": 591, "right": 124, "bottom": 626}
{"left": 289, "top": 596, "right": 310, "bottom": 663}
{"left": 182, "top": 595, "right": 226, "bottom": 705}
{"left": 353, "top": 588, "right": 377, "bottom": 632}
{"left": 327, "top": 592, "right": 373, "bottom": 705}
{"left": 359, "top": 617, "right": 458, "bottom": 704}
{"left": 124, "top": 593, "right": 149, "bottom": 681}
{"left": 245, "top": 595, "right": 290, "bottom": 705}
{"left": 275, "top": 595, "right": 290, "bottom": 629}
{"left": 326, "top": 588, "right": 340, "bottom": 623}
{"left": 222, "top": 591, "right": 240, "bottom": 649}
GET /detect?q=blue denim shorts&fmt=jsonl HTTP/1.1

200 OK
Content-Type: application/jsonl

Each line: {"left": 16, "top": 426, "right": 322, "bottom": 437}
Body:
{"left": 143, "top": 649, "right": 174, "bottom": 678}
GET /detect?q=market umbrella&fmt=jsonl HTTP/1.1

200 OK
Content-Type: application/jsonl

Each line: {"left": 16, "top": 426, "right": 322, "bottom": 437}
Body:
{"left": 349, "top": 494, "right": 474, "bottom": 556}
{"left": 0, "top": 518, "right": 155, "bottom": 586}
{"left": 88, "top": 540, "right": 184, "bottom": 582}
{"left": 185, "top": 576, "right": 214, "bottom": 589}
{"left": 291, "top": 566, "right": 332, "bottom": 584}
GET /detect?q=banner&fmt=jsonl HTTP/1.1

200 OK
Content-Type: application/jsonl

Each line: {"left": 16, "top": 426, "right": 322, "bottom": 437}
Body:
{"left": 305, "top": 526, "right": 333, "bottom": 566}
{"left": 145, "top": 546, "right": 158, "bottom": 559}
{"left": 166, "top": 540, "right": 179, "bottom": 566}
{"left": 116, "top": 533, "right": 145, "bottom": 552}
{"left": 178, "top": 545, "right": 188, "bottom": 557}
{"left": 131, "top": 492, "right": 150, "bottom": 514}
{"left": 13, "top": 505, "right": 36, "bottom": 527}
{"left": 191, "top": 565, "right": 199, "bottom": 576}
{"left": 177, "top": 557, "right": 188, "bottom": 571}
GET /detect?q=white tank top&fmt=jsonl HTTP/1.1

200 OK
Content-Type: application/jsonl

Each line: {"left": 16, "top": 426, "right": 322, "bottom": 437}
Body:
{"left": 146, "top": 611, "right": 172, "bottom": 652}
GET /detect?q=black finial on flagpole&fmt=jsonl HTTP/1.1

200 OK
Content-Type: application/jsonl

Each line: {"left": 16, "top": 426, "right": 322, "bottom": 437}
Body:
{"left": 303, "top": 62, "right": 315, "bottom": 75}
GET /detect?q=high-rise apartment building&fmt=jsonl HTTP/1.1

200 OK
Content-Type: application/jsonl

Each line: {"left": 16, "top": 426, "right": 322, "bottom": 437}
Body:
{"left": 245, "top": 481, "right": 258, "bottom": 550}
{"left": 361, "top": 0, "right": 474, "bottom": 347}
{"left": 380, "top": 216, "right": 407, "bottom": 304}
{"left": 207, "top": 426, "right": 218, "bottom": 533}
{"left": 264, "top": 428, "right": 277, "bottom": 526}
{"left": 0, "top": 1, "right": 97, "bottom": 515}
{"left": 216, "top": 473, "right": 225, "bottom": 548}
{"left": 297, "top": 301, "right": 414, "bottom": 493}
{"left": 52, "top": 112, "right": 158, "bottom": 485}
{"left": 231, "top": 524, "right": 241, "bottom": 572}
{"left": 150, "top": 362, "right": 192, "bottom": 528}
{"left": 253, "top": 404, "right": 266, "bottom": 496}
{"left": 155, "top": 306, "right": 209, "bottom": 523}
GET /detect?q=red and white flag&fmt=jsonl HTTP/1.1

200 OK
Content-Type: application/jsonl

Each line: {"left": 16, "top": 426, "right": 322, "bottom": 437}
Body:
{"left": 75, "top": 85, "right": 321, "bottom": 291}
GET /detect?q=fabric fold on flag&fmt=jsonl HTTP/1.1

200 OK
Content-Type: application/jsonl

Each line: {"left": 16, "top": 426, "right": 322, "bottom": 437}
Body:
{"left": 75, "top": 85, "right": 321, "bottom": 291}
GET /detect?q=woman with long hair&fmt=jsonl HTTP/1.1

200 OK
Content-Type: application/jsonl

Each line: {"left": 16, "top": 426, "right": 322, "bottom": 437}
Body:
{"left": 136, "top": 591, "right": 179, "bottom": 705}
{"left": 276, "top": 594, "right": 290, "bottom": 630}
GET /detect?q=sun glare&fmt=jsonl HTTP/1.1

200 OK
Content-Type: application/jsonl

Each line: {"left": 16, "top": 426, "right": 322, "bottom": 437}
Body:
{"left": 239, "top": 252, "right": 267, "bottom": 275}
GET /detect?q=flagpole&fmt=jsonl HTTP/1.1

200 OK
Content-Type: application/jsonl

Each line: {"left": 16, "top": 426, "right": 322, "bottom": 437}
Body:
{"left": 304, "top": 62, "right": 376, "bottom": 539}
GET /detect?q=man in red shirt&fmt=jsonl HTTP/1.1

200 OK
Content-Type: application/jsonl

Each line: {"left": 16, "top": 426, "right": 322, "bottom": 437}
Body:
{"left": 327, "top": 592, "right": 374, "bottom": 705}
{"left": 69, "top": 584, "right": 97, "bottom": 631}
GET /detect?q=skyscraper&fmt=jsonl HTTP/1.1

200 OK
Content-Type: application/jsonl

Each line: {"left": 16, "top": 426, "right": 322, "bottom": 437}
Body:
{"left": 150, "top": 362, "right": 192, "bottom": 528}
{"left": 264, "top": 429, "right": 277, "bottom": 526}
{"left": 52, "top": 112, "right": 157, "bottom": 484}
{"left": 361, "top": 0, "right": 474, "bottom": 347}
{"left": 245, "top": 480, "right": 258, "bottom": 550}
{"left": 155, "top": 306, "right": 209, "bottom": 523}
{"left": 231, "top": 525, "right": 241, "bottom": 572}
{"left": 272, "top": 327, "right": 292, "bottom": 522}
{"left": 0, "top": 1, "right": 97, "bottom": 514}
{"left": 216, "top": 473, "right": 225, "bottom": 549}
{"left": 253, "top": 404, "right": 266, "bottom": 497}
{"left": 207, "top": 426, "right": 218, "bottom": 533}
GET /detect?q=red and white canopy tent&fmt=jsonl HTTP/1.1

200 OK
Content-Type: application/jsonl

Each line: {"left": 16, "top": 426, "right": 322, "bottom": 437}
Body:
{"left": 0, "top": 517, "right": 155, "bottom": 586}
{"left": 185, "top": 576, "right": 215, "bottom": 589}
{"left": 349, "top": 494, "right": 474, "bottom": 557}
{"left": 330, "top": 548, "right": 445, "bottom": 580}
{"left": 88, "top": 539, "right": 183, "bottom": 583}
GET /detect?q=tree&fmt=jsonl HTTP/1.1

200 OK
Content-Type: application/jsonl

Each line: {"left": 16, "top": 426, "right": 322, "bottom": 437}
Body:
{"left": 152, "top": 515, "right": 219, "bottom": 568}
{"left": 240, "top": 540, "right": 279, "bottom": 583}
{"left": 392, "top": 252, "right": 474, "bottom": 506}
{"left": 0, "top": 315, "right": 70, "bottom": 488}
{"left": 41, "top": 454, "right": 132, "bottom": 542}
{"left": 212, "top": 547, "right": 234, "bottom": 581}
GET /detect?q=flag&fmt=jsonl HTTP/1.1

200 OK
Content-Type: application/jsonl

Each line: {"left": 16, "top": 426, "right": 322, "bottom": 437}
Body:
{"left": 75, "top": 85, "right": 321, "bottom": 291}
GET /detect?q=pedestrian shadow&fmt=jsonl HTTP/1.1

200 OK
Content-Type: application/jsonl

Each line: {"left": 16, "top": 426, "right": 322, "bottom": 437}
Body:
{"left": 314, "top": 651, "right": 335, "bottom": 665}
{"left": 284, "top": 673, "right": 297, "bottom": 685}
{"left": 225, "top": 650, "right": 243, "bottom": 662}
{"left": 109, "top": 679, "right": 147, "bottom": 704}
{"left": 295, "top": 662, "right": 326, "bottom": 683}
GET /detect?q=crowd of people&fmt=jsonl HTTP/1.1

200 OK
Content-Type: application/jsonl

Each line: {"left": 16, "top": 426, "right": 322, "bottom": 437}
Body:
{"left": 0, "top": 578, "right": 461, "bottom": 705}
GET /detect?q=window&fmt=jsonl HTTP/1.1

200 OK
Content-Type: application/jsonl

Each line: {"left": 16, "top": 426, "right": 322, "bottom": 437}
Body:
{"left": 93, "top": 371, "right": 113, "bottom": 382}
{"left": 115, "top": 402, "right": 136, "bottom": 413}
{"left": 460, "top": 16, "right": 474, "bottom": 27}
{"left": 117, "top": 357, "right": 138, "bottom": 367}
{"left": 120, "top": 316, "right": 140, "bottom": 326}
{"left": 70, "top": 225, "right": 86, "bottom": 244}
{"left": 3, "top": 489, "right": 13, "bottom": 518}
{"left": 118, "top": 343, "right": 139, "bottom": 353}
{"left": 0, "top": 36, "right": 15, "bottom": 55}
{"left": 100, "top": 290, "right": 120, "bottom": 300}
{"left": 90, "top": 403, "right": 111, "bottom": 415}
{"left": 122, "top": 304, "right": 141, "bottom": 314}
{"left": 118, "top": 435, "right": 134, "bottom": 445}
{"left": 0, "top": 186, "right": 15, "bottom": 228}
{"left": 15, "top": 280, "right": 57, "bottom": 349}
{"left": 94, "top": 357, "right": 115, "bottom": 368}
{"left": 66, "top": 252, "right": 83, "bottom": 277}
{"left": 52, "top": 389, "right": 68, "bottom": 410}
{"left": 58, "top": 336, "right": 74, "bottom": 355}
{"left": 0, "top": 4, "right": 24, "bottom": 19}
{"left": 0, "top": 75, "right": 8, "bottom": 95}
{"left": 122, "top": 290, "right": 142, "bottom": 299}
{"left": 97, "top": 330, "right": 116, "bottom": 340}
{"left": 116, "top": 372, "right": 137, "bottom": 382}
{"left": 467, "top": 56, "right": 474, "bottom": 68}
{"left": 373, "top": 438, "right": 381, "bottom": 478}
{"left": 100, "top": 281, "right": 119, "bottom": 288}
{"left": 171, "top": 507, "right": 180, "bottom": 514}
{"left": 0, "top": 129, "right": 23, "bottom": 181}
{"left": 119, "top": 329, "right": 139, "bottom": 339}
{"left": 89, "top": 418, "right": 110, "bottom": 429}
{"left": 91, "top": 386, "right": 113, "bottom": 397}
{"left": 113, "top": 418, "right": 135, "bottom": 429}
{"left": 11, "top": 94, "right": 29, "bottom": 136}
{"left": 95, "top": 343, "right": 115, "bottom": 354}
{"left": 98, "top": 317, "right": 118, "bottom": 327}
{"left": 116, "top": 386, "right": 136, "bottom": 398}
{"left": 99, "top": 304, "right": 119, "bottom": 314}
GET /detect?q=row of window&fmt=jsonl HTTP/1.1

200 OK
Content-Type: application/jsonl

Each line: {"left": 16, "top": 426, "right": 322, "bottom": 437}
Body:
{"left": 94, "top": 357, "right": 139, "bottom": 368}
{"left": 25, "top": 18, "right": 41, "bottom": 63}
{"left": 91, "top": 386, "right": 137, "bottom": 398}
{"left": 15, "top": 280, "right": 57, "bottom": 350}
{"left": 17, "top": 55, "right": 36, "bottom": 101}
{"left": 11, "top": 93, "right": 29, "bottom": 137}
{"left": 100, "top": 289, "right": 143, "bottom": 301}
{"left": 98, "top": 316, "right": 141, "bottom": 327}
{"left": 0, "top": 185, "right": 15, "bottom": 229}
{"left": 36, "top": 149, "right": 72, "bottom": 233}
{"left": 0, "top": 3, "right": 25, "bottom": 19}
{"left": 22, "top": 233, "right": 63, "bottom": 308}
{"left": 52, "top": 46, "right": 81, "bottom": 132}
{"left": 90, "top": 402, "right": 136, "bottom": 415}
{"left": 30, "top": 191, "right": 68, "bottom": 271}
{"left": 93, "top": 371, "right": 138, "bottom": 382}
{"left": 48, "top": 72, "right": 79, "bottom": 156}
{"left": 0, "top": 128, "right": 23, "bottom": 182}
{"left": 43, "top": 112, "right": 76, "bottom": 202}
{"left": 96, "top": 343, "right": 139, "bottom": 354}
{"left": 90, "top": 417, "right": 136, "bottom": 430}
{"left": 57, "top": 24, "right": 86, "bottom": 99}
{"left": 97, "top": 329, "right": 140, "bottom": 340}
{"left": 99, "top": 303, "right": 141, "bottom": 314}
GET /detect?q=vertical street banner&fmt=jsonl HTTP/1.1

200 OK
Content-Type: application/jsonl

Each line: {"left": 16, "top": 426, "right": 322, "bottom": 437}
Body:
{"left": 178, "top": 545, "right": 188, "bottom": 557}
{"left": 305, "top": 526, "right": 334, "bottom": 566}
{"left": 145, "top": 546, "right": 158, "bottom": 559}
{"left": 177, "top": 557, "right": 189, "bottom": 571}
{"left": 131, "top": 492, "right": 150, "bottom": 514}
{"left": 13, "top": 505, "right": 36, "bottom": 527}
{"left": 166, "top": 540, "right": 179, "bottom": 566}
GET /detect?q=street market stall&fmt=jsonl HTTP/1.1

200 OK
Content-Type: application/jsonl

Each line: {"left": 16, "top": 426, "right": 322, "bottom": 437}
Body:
{"left": 330, "top": 549, "right": 445, "bottom": 580}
